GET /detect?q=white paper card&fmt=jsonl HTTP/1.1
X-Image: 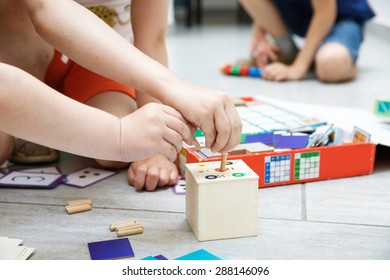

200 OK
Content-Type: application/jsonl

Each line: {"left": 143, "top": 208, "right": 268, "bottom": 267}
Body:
{"left": 64, "top": 167, "right": 116, "bottom": 188}
{"left": 0, "top": 171, "right": 65, "bottom": 188}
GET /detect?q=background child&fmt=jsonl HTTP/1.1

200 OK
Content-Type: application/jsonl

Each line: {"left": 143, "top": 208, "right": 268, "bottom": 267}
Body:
{"left": 239, "top": 0, "right": 375, "bottom": 82}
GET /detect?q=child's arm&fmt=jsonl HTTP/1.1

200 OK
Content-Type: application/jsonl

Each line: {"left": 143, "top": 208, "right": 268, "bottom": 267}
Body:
{"left": 0, "top": 63, "right": 190, "bottom": 163}
{"left": 291, "top": 0, "right": 337, "bottom": 77}
{"left": 250, "top": 23, "right": 280, "bottom": 68}
{"left": 22, "top": 0, "right": 242, "bottom": 153}
{"left": 131, "top": 0, "right": 169, "bottom": 108}
{"left": 263, "top": 0, "right": 337, "bottom": 81}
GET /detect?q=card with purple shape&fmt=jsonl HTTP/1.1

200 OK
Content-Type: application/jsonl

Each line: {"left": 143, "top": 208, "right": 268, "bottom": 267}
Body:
{"left": 64, "top": 167, "right": 116, "bottom": 188}
{"left": 22, "top": 166, "right": 62, "bottom": 174}
{"left": 154, "top": 254, "right": 168, "bottom": 260}
{"left": 88, "top": 238, "right": 134, "bottom": 260}
{"left": 172, "top": 176, "right": 186, "bottom": 194}
{"left": 0, "top": 171, "right": 65, "bottom": 189}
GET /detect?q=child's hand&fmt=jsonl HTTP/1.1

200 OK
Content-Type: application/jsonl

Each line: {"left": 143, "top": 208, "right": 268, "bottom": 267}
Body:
{"left": 262, "top": 62, "right": 306, "bottom": 81}
{"left": 251, "top": 37, "right": 280, "bottom": 68}
{"left": 171, "top": 85, "right": 242, "bottom": 154}
{"left": 120, "top": 103, "right": 193, "bottom": 162}
{"left": 128, "top": 154, "right": 178, "bottom": 191}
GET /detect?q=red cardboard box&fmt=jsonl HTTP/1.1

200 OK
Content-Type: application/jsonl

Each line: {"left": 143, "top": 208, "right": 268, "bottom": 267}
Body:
{"left": 177, "top": 98, "right": 376, "bottom": 188}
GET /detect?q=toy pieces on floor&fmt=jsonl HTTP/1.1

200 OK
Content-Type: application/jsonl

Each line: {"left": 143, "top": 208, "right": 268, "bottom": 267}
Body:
{"left": 64, "top": 167, "right": 116, "bottom": 188}
{"left": 141, "top": 249, "right": 221, "bottom": 260}
{"left": 65, "top": 199, "right": 92, "bottom": 215}
{"left": 88, "top": 238, "right": 134, "bottom": 260}
{"left": 175, "top": 249, "right": 222, "bottom": 260}
{"left": 0, "top": 237, "right": 35, "bottom": 260}
{"left": 220, "top": 64, "right": 262, "bottom": 78}
{"left": 0, "top": 170, "right": 65, "bottom": 189}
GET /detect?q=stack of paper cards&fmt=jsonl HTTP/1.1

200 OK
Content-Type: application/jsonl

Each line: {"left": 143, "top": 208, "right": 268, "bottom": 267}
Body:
{"left": 0, "top": 237, "right": 35, "bottom": 260}
{"left": 172, "top": 176, "right": 186, "bottom": 194}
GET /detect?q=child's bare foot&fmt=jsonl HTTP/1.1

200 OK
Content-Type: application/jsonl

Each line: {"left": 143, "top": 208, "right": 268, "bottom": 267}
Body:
{"left": 128, "top": 154, "right": 178, "bottom": 191}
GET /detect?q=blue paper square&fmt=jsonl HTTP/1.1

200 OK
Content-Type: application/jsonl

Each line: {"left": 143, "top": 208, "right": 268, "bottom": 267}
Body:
{"left": 175, "top": 249, "right": 221, "bottom": 260}
{"left": 88, "top": 238, "right": 134, "bottom": 260}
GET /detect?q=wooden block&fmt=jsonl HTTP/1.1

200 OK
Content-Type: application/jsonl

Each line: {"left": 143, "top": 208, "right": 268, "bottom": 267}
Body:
{"left": 185, "top": 159, "right": 259, "bottom": 241}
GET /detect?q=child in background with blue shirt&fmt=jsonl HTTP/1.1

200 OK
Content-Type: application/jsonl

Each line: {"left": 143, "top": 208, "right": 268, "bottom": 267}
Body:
{"left": 239, "top": 0, "right": 375, "bottom": 83}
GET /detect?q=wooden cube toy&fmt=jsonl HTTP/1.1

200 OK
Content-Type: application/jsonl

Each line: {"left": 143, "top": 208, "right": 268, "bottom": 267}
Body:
{"left": 185, "top": 159, "right": 259, "bottom": 241}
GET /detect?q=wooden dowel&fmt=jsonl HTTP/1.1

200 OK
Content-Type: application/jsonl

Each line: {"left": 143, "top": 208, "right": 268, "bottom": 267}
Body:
{"left": 116, "top": 226, "right": 144, "bottom": 237}
{"left": 65, "top": 204, "right": 92, "bottom": 214}
{"left": 67, "top": 199, "right": 92, "bottom": 206}
{"left": 109, "top": 219, "right": 137, "bottom": 231}
{"left": 112, "top": 222, "right": 142, "bottom": 232}
{"left": 220, "top": 153, "right": 228, "bottom": 172}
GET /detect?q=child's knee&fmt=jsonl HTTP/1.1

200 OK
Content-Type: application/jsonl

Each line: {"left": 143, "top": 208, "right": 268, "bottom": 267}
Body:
{"left": 315, "top": 43, "right": 355, "bottom": 83}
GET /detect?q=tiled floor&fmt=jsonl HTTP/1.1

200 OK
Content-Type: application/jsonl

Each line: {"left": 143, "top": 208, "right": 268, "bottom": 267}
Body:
{"left": 1, "top": 23, "right": 389, "bottom": 260}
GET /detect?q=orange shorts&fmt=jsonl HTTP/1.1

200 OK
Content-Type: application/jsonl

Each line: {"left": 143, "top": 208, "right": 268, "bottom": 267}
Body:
{"left": 44, "top": 50, "right": 136, "bottom": 103}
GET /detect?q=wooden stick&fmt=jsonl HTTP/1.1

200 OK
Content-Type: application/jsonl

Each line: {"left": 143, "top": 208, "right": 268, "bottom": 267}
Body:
{"left": 193, "top": 138, "right": 202, "bottom": 151}
{"left": 65, "top": 204, "right": 92, "bottom": 214}
{"left": 109, "top": 219, "right": 137, "bottom": 231}
{"left": 67, "top": 199, "right": 92, "bottom": 206}
{"left": 220, "top": 153, "right": 228, "bottom": 172}
{"left": 117, "top": 224, "right": 144, "bottom": 232}
{"left": 112, "top": 222, "right": 142, "bottom": 232}
{"left": 117, "top": 226, "right": 144, "bottom": 237}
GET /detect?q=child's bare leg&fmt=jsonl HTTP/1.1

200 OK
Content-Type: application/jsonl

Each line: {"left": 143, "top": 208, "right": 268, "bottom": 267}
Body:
{"left": 239, "top": 0, "right": 298, "bottom": 63}
{"left": 239, "top": 0, "right": 288, "bottom": 37}
{"left": 315, "top": 42, "right": 357, "bottom": 83}
{"left": 0, "top": 132, "right": 14, "bottom": 166}
{"left": 85, "top": 91, "right": 137, "bottom": 168}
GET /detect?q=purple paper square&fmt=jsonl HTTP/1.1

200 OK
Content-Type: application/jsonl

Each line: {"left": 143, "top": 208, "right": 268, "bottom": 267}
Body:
{"left": 88, "top": 238, "right": 134, "bottom": 260}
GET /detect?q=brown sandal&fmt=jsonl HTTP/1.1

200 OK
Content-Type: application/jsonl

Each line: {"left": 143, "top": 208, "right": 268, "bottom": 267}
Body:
{"left": 10, "top": 139, "right": 59, "bottom": 165}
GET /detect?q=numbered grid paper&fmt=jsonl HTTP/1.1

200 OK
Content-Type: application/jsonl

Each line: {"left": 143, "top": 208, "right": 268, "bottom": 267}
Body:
{"left": 0, "top": 171, "right": 65, "bottom": 188}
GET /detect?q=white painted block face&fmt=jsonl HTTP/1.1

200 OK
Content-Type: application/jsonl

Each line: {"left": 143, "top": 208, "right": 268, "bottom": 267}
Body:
{"left": 185, "top": 160, "right": 259, "bottom": 241}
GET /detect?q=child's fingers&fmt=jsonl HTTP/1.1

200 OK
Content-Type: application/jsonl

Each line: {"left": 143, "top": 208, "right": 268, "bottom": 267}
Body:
{"left": 211, "top": 102, "right": 242, "bottom": 153}
{"left": 210, "top": 108, "right": 230, "bottom": 152}
{"left": 222, "top": 102, "right": 243, "bottom": 153}
{"left": 164, "top": 108, "right": 193, "bottom": 146}
{"left": 144, "top": 166, "right": 160, "bottom": 192}
{"left": 128, "top": 164, "right": 147, "bottom": 191}
{"left": 200, "top": 120, "right": 217, "bottom": 151}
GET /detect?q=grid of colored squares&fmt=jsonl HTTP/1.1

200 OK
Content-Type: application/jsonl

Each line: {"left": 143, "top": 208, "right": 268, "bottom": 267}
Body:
{"left": 194, "top": 103, "right": 320, "bottom": 145}
{"left": 374, "top": 99, "right": 390, "bottom": 117}
{"left": 294, "top": 151, "right": 320, "bottom": 180}
{"left": 351, "top": 126, "right": 371, "bottom": 143}
{"left": 264, "top": 155, "right": 291, "bottom": 184}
